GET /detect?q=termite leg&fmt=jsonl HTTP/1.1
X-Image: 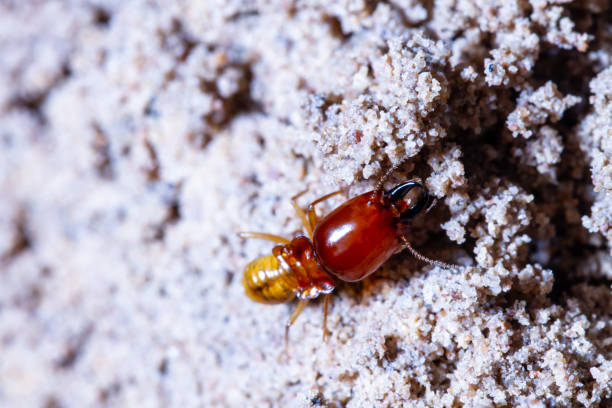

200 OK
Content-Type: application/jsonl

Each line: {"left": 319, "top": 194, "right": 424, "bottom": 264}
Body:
{"left": 291, "top": 190, "right": 314, "bottom": 239}
{"left": 307, "top": 190, "right": 344, "bottom": 229}
{"left": 285, "top": 299, "right": 309, "bottom": 347}
{"left": 238, "top": 232, "right": 290, "bottom": 245}
{"left": 322, "top": 294, "right": 332, "bottom": 341}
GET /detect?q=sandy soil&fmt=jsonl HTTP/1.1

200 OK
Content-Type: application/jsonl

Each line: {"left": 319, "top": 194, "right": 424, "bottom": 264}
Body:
{"left": 1, "top": 1, "right": 611, "bottom": 407}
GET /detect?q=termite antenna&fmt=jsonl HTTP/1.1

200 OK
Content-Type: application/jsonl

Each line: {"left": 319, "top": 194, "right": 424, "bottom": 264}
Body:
{"left": 375, "top": 157, "right": 410, "bottom": 194}
{"left": 400, "top": 236, "right": 463, "bottom": 270}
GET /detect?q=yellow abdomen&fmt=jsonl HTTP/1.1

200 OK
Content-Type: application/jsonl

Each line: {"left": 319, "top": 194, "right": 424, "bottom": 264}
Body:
{"left": 242, "top": 255, "right": 298, "bottom": 304}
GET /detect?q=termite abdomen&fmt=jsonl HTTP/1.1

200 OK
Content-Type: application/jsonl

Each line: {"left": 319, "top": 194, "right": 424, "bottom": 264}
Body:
{"left": 242, "top": 236, "right": 335, "bottom": 304}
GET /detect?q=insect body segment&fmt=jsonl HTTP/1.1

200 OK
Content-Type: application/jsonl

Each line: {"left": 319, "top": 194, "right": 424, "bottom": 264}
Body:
{"left": 243, "top": 254, "right": 297, "bottom": 304}
{"left": 313, "top": 181, "right": 430, "bottom": 282}
{"left": 312, "top": 190, "right": 401, "bottom": 282}
{"left": 243, "top": 237, "right": 335, "bottom": 304}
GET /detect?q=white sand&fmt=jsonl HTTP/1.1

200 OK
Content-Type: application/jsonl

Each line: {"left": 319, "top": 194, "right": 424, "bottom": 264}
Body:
{"left": 1, "top": 1, "right": 611, "bottom": 406}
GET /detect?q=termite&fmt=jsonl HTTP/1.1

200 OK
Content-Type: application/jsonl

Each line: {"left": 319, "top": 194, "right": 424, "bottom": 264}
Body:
{"left": 240, "top": 165, "right": 459, "bottom": 343}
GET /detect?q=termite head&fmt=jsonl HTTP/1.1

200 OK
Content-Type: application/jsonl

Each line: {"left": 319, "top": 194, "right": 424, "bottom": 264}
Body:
{"left": 387, "top": 180, "right": 430, "bottom": 222}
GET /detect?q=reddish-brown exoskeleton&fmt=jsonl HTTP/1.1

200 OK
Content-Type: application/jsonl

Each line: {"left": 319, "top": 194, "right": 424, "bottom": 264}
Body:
{"left": 240, "top": 168, "right": 457, "bottom": 343}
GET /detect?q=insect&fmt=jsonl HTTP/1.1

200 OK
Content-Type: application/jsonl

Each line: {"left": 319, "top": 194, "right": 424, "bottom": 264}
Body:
{"left": 240, "top": 166, "right": 458, "bottom": 343}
